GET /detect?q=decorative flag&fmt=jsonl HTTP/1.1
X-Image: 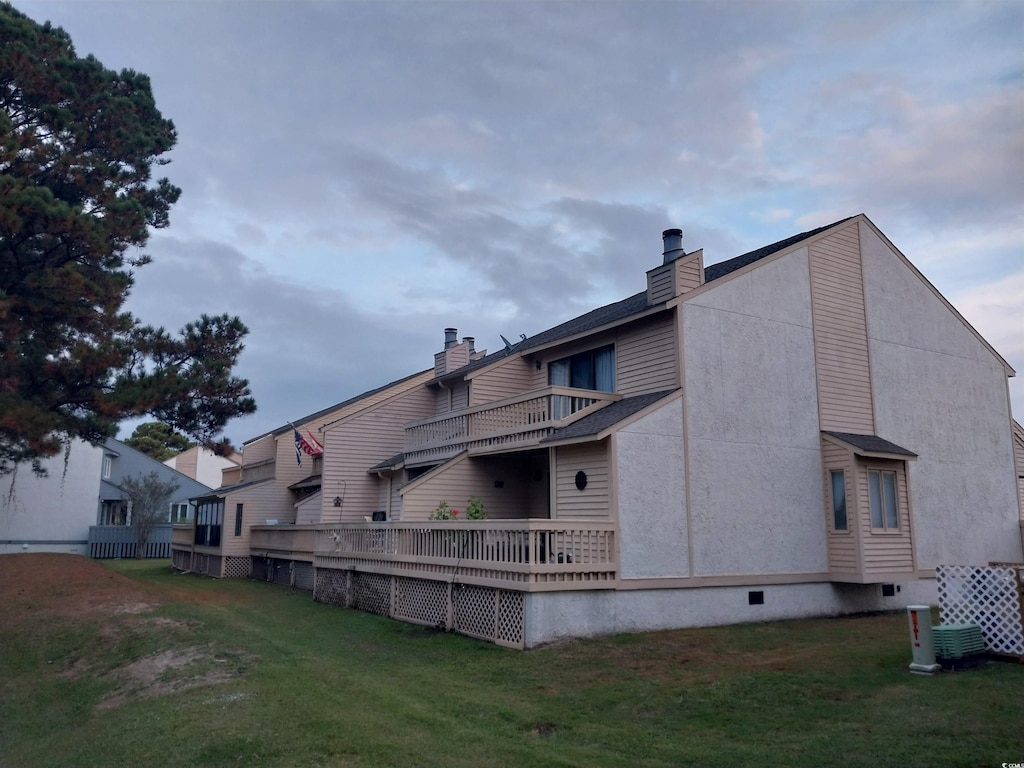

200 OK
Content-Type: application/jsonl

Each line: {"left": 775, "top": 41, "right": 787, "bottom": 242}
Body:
{"left": 293, "top": 429, "right": 304, "bottom": 465}
{"left": 304, "top": 430, "right": 324, "bottom": 456}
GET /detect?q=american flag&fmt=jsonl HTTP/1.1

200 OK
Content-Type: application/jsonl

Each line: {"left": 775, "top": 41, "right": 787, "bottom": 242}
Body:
{"left": 293, "top": 428, "right": 323, "bottom": 465}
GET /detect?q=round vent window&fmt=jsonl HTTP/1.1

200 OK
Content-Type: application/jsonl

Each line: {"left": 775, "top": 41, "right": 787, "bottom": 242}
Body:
{"left": 574, "top": 471, "right": 588, "bottom": 491}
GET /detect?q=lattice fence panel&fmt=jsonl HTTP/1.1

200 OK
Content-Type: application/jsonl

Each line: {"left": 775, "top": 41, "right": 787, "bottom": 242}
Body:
{"left": 353, "top": 573, "right": 392, "bottom": 617}
{"left": 453, "top": 585, "right": 497, "bottom": 641}
{"left": 497, "top": 590, "right": 525, "bottom": 649}
{"left": 223, "top": 556, "right": 251, "bottom": 579}
{"left": 937, "top": 565, "right": 1024, "bottom": 657}
{"left": 315, "top": 569, "right": 348, "bottom": 607}
{"left": 394, "top": 577, "right": 448, "bottom": 628}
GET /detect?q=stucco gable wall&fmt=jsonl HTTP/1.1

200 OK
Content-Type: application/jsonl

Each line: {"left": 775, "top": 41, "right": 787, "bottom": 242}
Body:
{"left": 860, "top": 222, "right": 1021, "bottom": 565}
{"left": 682, "top": 247, "right": 827, "bottom": 576}
{"left": 615, "top": 397, "right": 687, "bottom": 579}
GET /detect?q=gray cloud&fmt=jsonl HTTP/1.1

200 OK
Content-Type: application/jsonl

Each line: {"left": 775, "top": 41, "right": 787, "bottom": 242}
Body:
{"left": 15, "top": 0, "right": 1024, "bottom": 434}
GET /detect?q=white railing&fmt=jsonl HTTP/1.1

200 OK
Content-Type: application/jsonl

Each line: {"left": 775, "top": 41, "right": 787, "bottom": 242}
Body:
{"left": 313, "top": 519, "right": 617, "bottom": 591}
{"left": 404, "top": 387, "right": 619, "bottom": 464}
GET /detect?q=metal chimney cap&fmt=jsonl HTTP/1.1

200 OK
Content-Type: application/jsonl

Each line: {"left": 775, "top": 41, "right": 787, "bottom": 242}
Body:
{"left": 443, "top": 328, "right": 458, "bottom": 349}
{"left": 662, "top": 228, "right": 685, "bottom": 264}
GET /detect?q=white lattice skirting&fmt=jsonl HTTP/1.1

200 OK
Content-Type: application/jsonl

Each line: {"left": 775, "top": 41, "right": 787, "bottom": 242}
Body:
{"left": 936, "top": 564, "right": 1024, "bottom": 657}
{"left": 313, "top": 570, "right": 526, "bottom": 649}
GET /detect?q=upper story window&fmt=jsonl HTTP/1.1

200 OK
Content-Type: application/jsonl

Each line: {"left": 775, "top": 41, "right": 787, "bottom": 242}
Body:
{"left": 101, "top": 455, "right": 113, "bottom": 480}
{"left": 548, "top": 345, "right": 615, "bottom": 393}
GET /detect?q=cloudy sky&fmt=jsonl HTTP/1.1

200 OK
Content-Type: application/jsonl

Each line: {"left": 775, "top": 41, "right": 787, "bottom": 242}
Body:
{"left": 15, "top": 0, "right": 1024, "bottom": 445}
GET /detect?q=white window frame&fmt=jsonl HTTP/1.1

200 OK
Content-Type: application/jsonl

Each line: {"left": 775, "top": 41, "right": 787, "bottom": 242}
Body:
{"left": 868, "top": 469, "right": 900, "bottom": 531}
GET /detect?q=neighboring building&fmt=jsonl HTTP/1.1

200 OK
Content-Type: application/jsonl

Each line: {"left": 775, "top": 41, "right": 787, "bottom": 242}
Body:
{"left": 173, "top": 214, "right": 1024, "bottom": 647}
{"left": 163, "top": 445, "right": 242, "bottom": 491}
{"left": 172, "top": 370, "right": 435, "bottom": 579}
{"left": 0, "top": 439, "right": 103, "bottom": 555}
{"left": 97, "top": 438, "right": 213, "bottom": 525}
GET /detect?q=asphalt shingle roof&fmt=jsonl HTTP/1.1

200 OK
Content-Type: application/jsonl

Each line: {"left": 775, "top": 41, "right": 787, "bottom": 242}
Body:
{"left": 541, "top": 390, "right": 677, "bottom": 443}
{"left": 704, "top": 218, "right": 853, "bottom": 283}
{"left": 245, "top": 368, "right": 433, "bottom": 445}
{"left": 823, "top": 431, "right": 917, "bottom": 457}
{"left": 440, "top": 218, "right": 854, "bottom": 383}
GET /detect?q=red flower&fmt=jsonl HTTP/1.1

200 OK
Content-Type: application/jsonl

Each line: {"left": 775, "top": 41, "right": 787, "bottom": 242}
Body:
{"left": 452, "top": 509, "right": 459, "bottom": 516}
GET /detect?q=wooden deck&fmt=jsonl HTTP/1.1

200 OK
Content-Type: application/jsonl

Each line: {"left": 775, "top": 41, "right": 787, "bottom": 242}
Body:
{"left": 249, "top": 520, "right": 617, "bottom": 592}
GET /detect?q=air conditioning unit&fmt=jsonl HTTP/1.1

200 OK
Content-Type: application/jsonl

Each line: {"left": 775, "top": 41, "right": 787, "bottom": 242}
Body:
{"left": 932, "top": 623, "right": 987, "bottom": 670}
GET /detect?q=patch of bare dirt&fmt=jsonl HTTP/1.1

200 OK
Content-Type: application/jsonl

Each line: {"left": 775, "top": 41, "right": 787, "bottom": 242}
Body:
{"left": 97, "top": 644, "right": 255, "bottom": 710}
{"left": 1, "top": 553, "right": 255, "bottom": 710}
{"left": 0, "top": 553, "right": 156, "bottom": 626}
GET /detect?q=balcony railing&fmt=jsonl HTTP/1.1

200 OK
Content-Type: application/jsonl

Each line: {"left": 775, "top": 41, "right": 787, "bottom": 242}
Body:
{"left": 403, "top": 386, "right": 620, "bottom": 465}
{"left": 250, "top": 525, "right": 316, "bottom": 561}
{"left": 240, "top": 458, "right": 275, "bottom": 483}
{"left": 171, "top": 524, "right": 193, "bottom": 547}
{"left": 312, "top": 519, "right": 617, "bottom": 591}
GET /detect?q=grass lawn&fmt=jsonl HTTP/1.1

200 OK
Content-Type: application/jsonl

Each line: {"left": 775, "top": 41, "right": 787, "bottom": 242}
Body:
{"left": 1, "top": 555, "right": 1022, "bottom": 768}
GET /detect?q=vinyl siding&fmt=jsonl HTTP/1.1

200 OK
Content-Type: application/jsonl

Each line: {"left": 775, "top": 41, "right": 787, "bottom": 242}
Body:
{"left": 553, "top": 442, "right": 610, "bottom": 520}
{"left": 527, "top": 314, "right": 677, "bottom": 397}
{"left": 646, "top": 252, "right": 703, "bottom": 305}
{"left": 675, "top": 254, "right": 703, "bottom": 295}
{"left": 470, "top": 355, "right": 535, "bottom": 405}
{"left": 321, "top": 384, "right": 435, "bottom": 522}
{"left": 400, "top": 454, "right": 533, "bottom": 521}
{"left": 1014, "top": 422, "right": 1024, "bottom": 519}
{"left": 809, "top": 224, "right": 875, "bottom": 434}
{"left": 451, "top": 381, "right": 470, "bottom": 411}
{"left": 220, "top": 482, "right": 295, "bottom": 557}
{"left": 821, "top": 440, "right": 859, "bottom": 575}
{"left": 241, "top": 435, "right": 276, "bottom": 464}
{"left": 616, "top": 314, "right": 678, "bottom": 395}
{"left": 856, "top": 460, "right": 915, "bottom": 575}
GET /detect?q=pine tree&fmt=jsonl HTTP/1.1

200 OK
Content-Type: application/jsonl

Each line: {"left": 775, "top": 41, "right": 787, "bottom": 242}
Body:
{"left": 0, "top": 4, "right": 256, "bottom": 472}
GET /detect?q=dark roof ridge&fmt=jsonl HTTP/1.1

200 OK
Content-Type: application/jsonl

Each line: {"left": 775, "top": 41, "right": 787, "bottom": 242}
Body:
{"left": 245, "top": 367, "right": 433, "bottom": 445}
{"left": 704, "top": 216, "right": 855, "bottom": 283}
{"left": 437, "top": 217, "right": 858, "bottom": 384}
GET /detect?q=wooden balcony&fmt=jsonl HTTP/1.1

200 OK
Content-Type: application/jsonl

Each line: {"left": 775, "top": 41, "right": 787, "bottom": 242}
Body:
{"left": 312, "top": 519, "right": 617, "bottom": 591}
{"left": 250, "top": 525, "right": 316, "bottom": 562}
{"left": 403, "top": 387, "right": 620, "bottom": 465}
{"left": 171, "top": 524, "right": 193, "bottom": 548}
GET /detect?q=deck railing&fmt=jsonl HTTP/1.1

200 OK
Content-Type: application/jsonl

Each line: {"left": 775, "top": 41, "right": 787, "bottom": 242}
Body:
{"left": 250, "top": 525, "right": 316, "bottom": 561}
{"left": 312, "top": 519, "right": 617, "bottom": 591}
{"left": 171, "top": 524, "right": 193, "bottom": 547}
{"left": 404, "top": 387, "right": 620, "bottom": 464}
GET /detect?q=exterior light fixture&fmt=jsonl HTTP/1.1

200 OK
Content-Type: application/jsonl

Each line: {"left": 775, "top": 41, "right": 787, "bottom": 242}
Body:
{"left": 333, "top": 496, "right": 342, "bottom": 507}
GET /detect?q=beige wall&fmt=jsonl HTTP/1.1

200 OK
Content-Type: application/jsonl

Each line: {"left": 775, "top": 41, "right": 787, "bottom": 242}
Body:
{"left": 241, "top": 434, "right": 276, "bottom": 464}
{"left": 809, "top": 223, "right": 875, "bottom": 433}
{"left": 821, "top": 440, "right": 859, "bottom": 577}
{"left": 400, "top": 453, "right": 538, "bottom": 521}
{"left": 553, "top": 442, "right": 610, "bottom": 520}
{"left": 321, "top": 383, "right": 436, "bottom": 522}
{"left": 527, "top": 313, "right": 677, "bottom": 397}
{"left": 221, "top": 480, "right": 296, "bottom": 557}
{"left": 855, "top": 459, "right": 915, "bottom": 577}
{"left": 470, "top": 355, "right": 535, "bottom": 406}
